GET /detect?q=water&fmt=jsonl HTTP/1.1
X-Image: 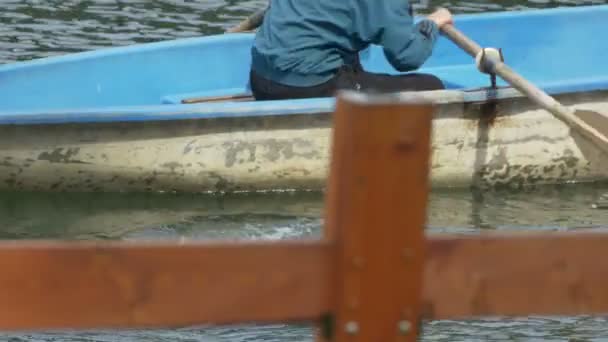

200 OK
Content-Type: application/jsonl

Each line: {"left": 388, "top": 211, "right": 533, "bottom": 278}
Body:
{"left": 0, "top": 0, "right": 606, "bottom": 64}
{"left": 1, "top": 0, "right": 608, "bottom": 340}
{"left": 0, "top": 184, "right": 607, "bottom": 341}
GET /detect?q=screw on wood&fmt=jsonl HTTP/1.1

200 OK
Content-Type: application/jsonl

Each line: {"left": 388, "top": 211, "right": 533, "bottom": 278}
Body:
{"left": 398, "top": 320, "right": 412, "bottom": 335}
{"left": 345, "top": 321, "right": 359, "bottom": 335}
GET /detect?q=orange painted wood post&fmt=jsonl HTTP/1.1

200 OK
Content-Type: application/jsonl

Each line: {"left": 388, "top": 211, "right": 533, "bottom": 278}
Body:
{"left": 320, "top": 92, "right": 435, "bottom": 342}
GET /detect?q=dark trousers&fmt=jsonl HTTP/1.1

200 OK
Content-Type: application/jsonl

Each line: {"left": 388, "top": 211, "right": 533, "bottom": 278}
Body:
{"left": 249, "top": 64, "right": 445, "bottom": 101}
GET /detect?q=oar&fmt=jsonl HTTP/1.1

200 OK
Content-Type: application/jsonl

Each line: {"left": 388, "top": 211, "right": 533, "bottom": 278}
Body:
{"left": 441, "top": 24, "right": 608, "bottom": 156}
{"left": 225, "top": 7, "right": 267, "bottom": 33}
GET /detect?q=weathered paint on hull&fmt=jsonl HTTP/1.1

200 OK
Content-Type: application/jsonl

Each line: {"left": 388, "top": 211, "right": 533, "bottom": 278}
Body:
{"left": 0, "top": 90, "right": 606, "bottom": 193}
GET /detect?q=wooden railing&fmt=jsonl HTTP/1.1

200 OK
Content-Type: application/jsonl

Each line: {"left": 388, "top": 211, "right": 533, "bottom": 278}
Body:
{"left": 1, "top": 92, "right": 607, "bottom": 341}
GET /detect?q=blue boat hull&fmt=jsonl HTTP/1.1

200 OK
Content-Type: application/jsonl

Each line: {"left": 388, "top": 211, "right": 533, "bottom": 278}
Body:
{"left": 0, "top": 5, "right": 607, "bottom": 122}
{"left": 0, "top": 6, "right": 606, "bottom": 193}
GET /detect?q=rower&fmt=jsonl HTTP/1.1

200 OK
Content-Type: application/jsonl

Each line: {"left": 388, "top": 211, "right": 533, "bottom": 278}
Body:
{"left": 249, "top": 1, "right": 454, "bottom": 101}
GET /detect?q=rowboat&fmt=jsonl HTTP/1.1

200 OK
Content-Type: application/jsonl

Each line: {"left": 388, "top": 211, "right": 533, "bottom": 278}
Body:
{"left": 0, "top": 5, "right": 606, "bottom": 193}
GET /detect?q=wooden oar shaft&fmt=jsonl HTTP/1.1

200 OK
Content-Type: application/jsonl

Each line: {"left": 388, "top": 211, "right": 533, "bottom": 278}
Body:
{"left": 440, "top": 25, "right": 481, "bottom": 58}
{"left": 226, "top": 8, "right": 267, "bottom": 33}
{"left": 492, "top": 62, "right": 578, "bottom": 123}
{"left": 441, "top": 25, "right": 608, "bottom": 155}
{"left": 441, "top": 25, "right": 568, "bottom": 114}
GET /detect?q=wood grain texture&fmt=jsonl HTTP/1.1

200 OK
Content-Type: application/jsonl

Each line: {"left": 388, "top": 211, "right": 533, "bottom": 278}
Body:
{"left": 423, "top": 231, "right": 608, "bottom": 319}
{"left": 0, "top": 240, "right": 331, "bottom": 330}
{"left": 2, "top": 233, "right": 608, "bottom": 331}
{"left": 322, "top": 94, "right": 434, "bottom": 342}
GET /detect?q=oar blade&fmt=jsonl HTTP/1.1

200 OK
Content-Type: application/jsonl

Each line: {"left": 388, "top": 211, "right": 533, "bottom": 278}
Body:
{"left": 574, "top": 109, "right": 608, "bottom": 139}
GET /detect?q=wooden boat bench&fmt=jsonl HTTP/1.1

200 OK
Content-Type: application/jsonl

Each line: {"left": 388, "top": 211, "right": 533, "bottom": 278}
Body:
{"left": 162, "top": 87, "right": 254, "bottom": 104}
{"left": 160, "top": 63, "right": 489, "bottom": 106}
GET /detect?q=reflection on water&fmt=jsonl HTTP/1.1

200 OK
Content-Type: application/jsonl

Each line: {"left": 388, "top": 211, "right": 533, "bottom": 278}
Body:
{"left": 0, "top": 182, "right": 606, "bottom": 241}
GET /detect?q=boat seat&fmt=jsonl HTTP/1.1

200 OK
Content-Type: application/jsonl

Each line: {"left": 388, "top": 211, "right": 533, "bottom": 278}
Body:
{"left": 162, "top": 87, "right": 253, "bottom": 105}
{"left": 160, "top": 64, "right": 499, "bottom": 105}
{"left": 420, "top": 64, "right": 501, "bottom": 90}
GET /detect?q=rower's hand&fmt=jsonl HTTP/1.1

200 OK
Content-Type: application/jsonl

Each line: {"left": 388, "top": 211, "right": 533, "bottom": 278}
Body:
{"left": 427, "top": 8, "right": 453, "bottom": 28}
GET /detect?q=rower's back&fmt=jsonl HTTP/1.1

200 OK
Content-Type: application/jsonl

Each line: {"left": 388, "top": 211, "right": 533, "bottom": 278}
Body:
{"left": 251, "top": 0, "right": 440, "bottom": 88}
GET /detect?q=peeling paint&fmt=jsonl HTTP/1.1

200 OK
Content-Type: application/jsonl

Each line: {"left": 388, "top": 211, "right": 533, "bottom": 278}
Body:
{"left": 475, "top": 147, "right": 584, "bottom": 189}
{"left": 248, "top": 166, "right": 261, "bottom": 173}
{"left": 223, "top": 141, "right": 257, "bottom": 168}
{"left": 262, "top": 139, "right": 318, "bottom": 162}
{"left": 0, "top": 90, "right": 606, "bottom": 193}
{"left": 552, "top": 149, "right": 579, "bottom": 169}
{"left": 0, "top": 160, "right": 18, "bottom": 168}
{"left": 38, "top": 148, "right": 91, "bottom": 164}
{"left": 183, "top": 140, "right": 198, "bottom": 155}
{"left": 161, "top": 162, "right": 183, "bottom": 173}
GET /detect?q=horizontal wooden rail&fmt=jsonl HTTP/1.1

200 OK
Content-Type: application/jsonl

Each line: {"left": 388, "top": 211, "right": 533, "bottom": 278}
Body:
{"left": 0, "top": 232, "right": 607, "bottom": 331}
{"left": 423, "top": 231, "right": 608, "bottom": 319}
{"left": 0, "top": 240, "right": 331, "bottom": 330}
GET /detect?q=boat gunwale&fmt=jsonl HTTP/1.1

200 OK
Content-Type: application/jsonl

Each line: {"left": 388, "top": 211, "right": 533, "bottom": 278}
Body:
{"left": 0, "top": 85, "right": 607, "bottom": 126}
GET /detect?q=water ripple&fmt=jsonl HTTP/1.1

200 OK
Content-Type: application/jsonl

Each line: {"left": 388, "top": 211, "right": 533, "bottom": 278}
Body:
{"left": 1, "top": 0, "right": 606, "bottom": 63}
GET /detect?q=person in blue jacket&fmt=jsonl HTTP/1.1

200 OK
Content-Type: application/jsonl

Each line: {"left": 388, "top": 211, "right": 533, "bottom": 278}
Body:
{"left": 249, "top": 1, "right": 453, "bottom": 100}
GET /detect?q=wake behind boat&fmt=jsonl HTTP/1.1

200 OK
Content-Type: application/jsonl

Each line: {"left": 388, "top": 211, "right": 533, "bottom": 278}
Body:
{"left": 0, "top": 5, "right": 606, "bottom": 193}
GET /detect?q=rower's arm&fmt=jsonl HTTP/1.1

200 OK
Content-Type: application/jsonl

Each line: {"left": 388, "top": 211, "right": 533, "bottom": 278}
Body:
{"left": 370, "top": 0, "right": 439, "bottom": 72}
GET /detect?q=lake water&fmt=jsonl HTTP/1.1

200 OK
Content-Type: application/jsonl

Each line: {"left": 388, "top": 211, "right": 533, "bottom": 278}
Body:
{"left": 0, "top": 184, "right": 607, "bottom": 341}
{"left": 0, "top": 0, "right": 608, "bottom": 341}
